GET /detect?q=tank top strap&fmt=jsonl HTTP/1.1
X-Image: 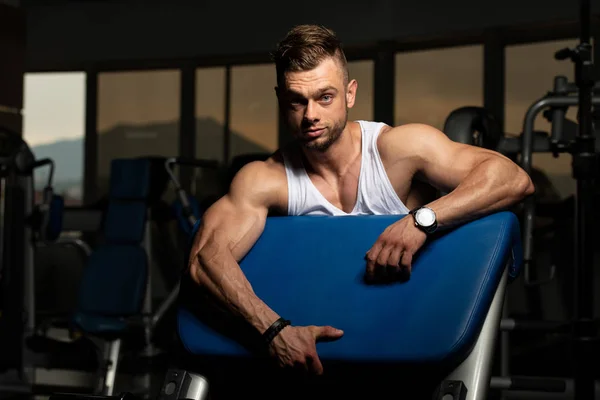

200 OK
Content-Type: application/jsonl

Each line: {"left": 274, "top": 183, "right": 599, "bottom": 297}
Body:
{"left": 356, "top": 120, "right": 411, "bottom": 215}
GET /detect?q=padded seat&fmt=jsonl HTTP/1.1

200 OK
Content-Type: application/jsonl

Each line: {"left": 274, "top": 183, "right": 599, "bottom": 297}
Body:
{"left": 76, "top": 245, "right": 148, "bottom": 323}
{"left": 72, "top": 313, "right": 128, "bottom": 337}
{"left": 178, "top": 211, "right": 522, "bottom": 368}
{"left": 67, "top": 158, "right": 154, "bottom": 395}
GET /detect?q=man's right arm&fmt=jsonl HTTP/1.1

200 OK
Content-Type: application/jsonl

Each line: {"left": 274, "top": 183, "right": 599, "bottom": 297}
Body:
{"left": 187, "top": 161, "right": 284, "bottom": 335}
{"left": 187, "top": 159, "right": 344, "bottom": 375}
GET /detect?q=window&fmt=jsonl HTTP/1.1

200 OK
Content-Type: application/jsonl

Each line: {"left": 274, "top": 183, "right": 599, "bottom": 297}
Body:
{"left": 229, "top": 64, "right": 278, "bottom": 160}
{"left": 196, "top": 67, "right": 226, "bottom": 163}
{"left": 347, "top": 60, "right": 374, "bottom": 122}
{"left": 394, "top": 45, "right": 484, "bottom": 130}
{"left": 97, "top": 70, "right": 180, "bottom": 197}
{"left": 505, "top": 39, "right": 579, "bottom": 199}
{"left": 23, "top": 72, "right": 85, "bottom": 206}
{"left": 194, "top": 67, "right": 227, "bottom": 200}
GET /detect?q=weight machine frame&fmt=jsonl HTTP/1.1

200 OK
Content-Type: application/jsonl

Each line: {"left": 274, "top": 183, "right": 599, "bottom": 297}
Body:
{"left": 519, "top": 1, "right": 598, "bottom": 399}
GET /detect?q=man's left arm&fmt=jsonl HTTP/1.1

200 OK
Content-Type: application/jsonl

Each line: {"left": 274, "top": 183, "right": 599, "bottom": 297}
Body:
{"left": 409, "top": 124, "right": 534, "bottom": 229}
{"left": 365, "top": 123, "right": 535, "bottom": 281}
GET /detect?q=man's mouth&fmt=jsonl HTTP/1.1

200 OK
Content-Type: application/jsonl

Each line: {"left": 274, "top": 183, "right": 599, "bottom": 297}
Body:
{"left": 304, "top": 128, "right": 326, "bottom": 137}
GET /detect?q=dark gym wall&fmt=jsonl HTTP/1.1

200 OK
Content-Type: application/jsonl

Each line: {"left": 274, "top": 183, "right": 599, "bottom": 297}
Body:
{"left": 24, "top": 0, "right": 600, "bottom": 71}
{"left": 0, "top": 1, "right": 25, "bottom": 133}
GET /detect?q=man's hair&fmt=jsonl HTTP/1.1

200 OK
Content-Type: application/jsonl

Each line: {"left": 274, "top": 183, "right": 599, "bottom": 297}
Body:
{"left": 271, "top": 24, "right": 348, "bottom": 86}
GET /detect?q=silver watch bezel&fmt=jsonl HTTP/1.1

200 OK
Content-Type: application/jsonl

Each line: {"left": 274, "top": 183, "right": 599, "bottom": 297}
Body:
{"left": 414, "top": 207, "right": 436, "bottom": 228}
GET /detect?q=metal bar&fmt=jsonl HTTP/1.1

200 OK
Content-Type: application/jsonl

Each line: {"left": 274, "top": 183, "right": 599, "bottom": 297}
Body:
{"left": 441, "top": 269, "right": 508, "bottom": 400}
{"left": 151, "top": 281, "right": 180, "bottom": 329}
{"left": 484, "top": 31, "right": 505, "bottom": 132}
{"left": 179, "top": 65, "right": 196, "bottom": 192}
{"left": 573, "top": 2, "right": 596, "bottom": 398}
{"left": 83, "top": 71, "right": 98, "bottom": 205}
{"left": 223, "top": 66, "right": 231, "bottom": 164}
{"left": 500, "top": 318, "right": 568, "bottom": 332}
{"left": 491, "top": 376, "right": 567, "bottom": 392}
{"left": 519, "top": 95, "right": 600, "bottom": 291}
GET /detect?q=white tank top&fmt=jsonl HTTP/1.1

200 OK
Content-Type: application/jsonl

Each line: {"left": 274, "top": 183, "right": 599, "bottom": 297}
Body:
{"left": 282, "top": 120, "right": 410, "bottom": 216}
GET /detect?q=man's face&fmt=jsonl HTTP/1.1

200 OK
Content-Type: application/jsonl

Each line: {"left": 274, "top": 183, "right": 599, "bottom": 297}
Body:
{"left": 277, "top": 57, "right": 357, "bottom": 152}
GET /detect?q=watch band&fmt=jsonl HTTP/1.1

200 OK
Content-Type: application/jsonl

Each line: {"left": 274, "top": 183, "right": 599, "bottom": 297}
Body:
{"left": 262, "top": 317, "right": 291, "bottom": 345}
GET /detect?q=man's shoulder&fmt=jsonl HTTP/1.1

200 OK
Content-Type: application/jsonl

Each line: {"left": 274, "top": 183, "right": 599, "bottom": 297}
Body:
{"left": 376, "top": 123, "right": 446, "bottom": 157}
{"left": 229, "top": 154, "right": 288, "bottom": 211}
{"left": 378, "top": 122, "right": 438, "bottom": 138}
{"left": 235, "top": 152, "right": 287, "bottom": 182}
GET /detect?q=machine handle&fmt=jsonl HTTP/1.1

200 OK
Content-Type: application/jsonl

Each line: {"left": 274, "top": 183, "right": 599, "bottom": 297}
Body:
{"left": 167, "top": 157, "right": 219, "bottom": 169}
{"left": 31, "top": 158, "right": 55, "bottom": 187}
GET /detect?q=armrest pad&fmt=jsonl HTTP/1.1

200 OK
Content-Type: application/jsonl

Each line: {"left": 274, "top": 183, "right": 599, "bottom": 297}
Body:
{"left": 178, "top": 211, "right": 522, "bottom": 365}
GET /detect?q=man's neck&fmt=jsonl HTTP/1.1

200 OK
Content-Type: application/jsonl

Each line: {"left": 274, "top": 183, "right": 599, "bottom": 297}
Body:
{"left": 302, "top": 122, "right": 360, "bottom": 179}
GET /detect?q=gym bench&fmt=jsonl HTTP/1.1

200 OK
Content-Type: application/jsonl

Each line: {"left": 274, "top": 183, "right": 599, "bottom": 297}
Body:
{"left": 52, "top": 210, "right": 523, "bottom": 399}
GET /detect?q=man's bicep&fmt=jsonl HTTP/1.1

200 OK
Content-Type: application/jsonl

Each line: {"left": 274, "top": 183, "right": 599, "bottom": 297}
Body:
{"left": 192, "top": 162, "right": 276, "bottom": 261}
{"left": 198, "top": 195, "right": 268, "bottom": 260}
{"left": 413, "top": 125, "right": 499, "bottom": 191}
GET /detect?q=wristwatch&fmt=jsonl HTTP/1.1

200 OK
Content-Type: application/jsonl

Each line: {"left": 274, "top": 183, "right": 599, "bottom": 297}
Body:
{"left": 409, "top": 206, "right": 438, "bottom": 234}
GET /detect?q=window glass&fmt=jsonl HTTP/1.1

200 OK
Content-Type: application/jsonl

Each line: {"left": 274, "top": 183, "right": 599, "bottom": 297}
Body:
{"left": 97, "top": 70, "right": 180, "bottom": 197}
{"left": 23, "top": 72, "right": 85, "bottom": 205}
{"left": 394, "top": 45, "right": 484, "bottom": 130}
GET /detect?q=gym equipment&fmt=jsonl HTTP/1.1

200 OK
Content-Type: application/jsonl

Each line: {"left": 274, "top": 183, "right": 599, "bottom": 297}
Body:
{"left": 164, "top": 157, "right": 220, "bottom": 235}
{"left": 2, "top": 157, "right": 177, "bottom": 396}
{"left": 444, "top": 4, "right": 600, "bottom": 397}
{"left": 0, "top": 126, "right": 64, "bottom": 390}
{"left": 144, "top": 157, "right": 220, "bottom": 353}
{"left": 49, "top": 211, "right": 530, "bottom": 400}
{"left": 173, "top": 211, "right": 526, "bottom": 399}
{"left": 534, "top": 2, "right": 599, "bottom": 398}
{"left": 67, "top": 157, "right": 178, "bottom": 396}
{"left": 443, "top": 106, "right": 504, "bottom": 151}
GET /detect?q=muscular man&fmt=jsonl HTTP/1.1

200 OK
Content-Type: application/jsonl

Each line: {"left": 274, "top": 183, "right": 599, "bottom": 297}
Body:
{"left": 186, "top": 24, "right": 534, "bottom": 376}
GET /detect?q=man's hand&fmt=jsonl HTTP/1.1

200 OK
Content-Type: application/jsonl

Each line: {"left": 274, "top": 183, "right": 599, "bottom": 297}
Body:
{"left": 365, "top": 216, "right": 427, "bottom": 283}
{"left": 268, "top": 324, "right": 344, "bottom": 375}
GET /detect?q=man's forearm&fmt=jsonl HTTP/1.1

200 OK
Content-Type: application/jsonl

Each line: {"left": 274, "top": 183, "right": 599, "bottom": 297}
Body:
{"left": 426, "top": 158, "right": 534, "bottom": 229}
{"left": 191, "top": 247, "right": 280, "bottom": 334}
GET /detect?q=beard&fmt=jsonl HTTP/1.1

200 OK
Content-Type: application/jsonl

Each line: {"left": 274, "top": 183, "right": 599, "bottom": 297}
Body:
{"left": 299, "top": 108, "right": 348, "bottom": 153}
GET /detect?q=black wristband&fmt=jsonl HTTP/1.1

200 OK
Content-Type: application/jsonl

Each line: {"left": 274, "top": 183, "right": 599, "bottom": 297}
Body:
{"left": 262, "top": 317, "right": 291, "bottom": 345}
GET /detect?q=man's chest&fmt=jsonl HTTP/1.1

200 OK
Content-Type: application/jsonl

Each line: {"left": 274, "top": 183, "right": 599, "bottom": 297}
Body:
{"left": 307, "top": 157, "right": 414, "bottom": 213}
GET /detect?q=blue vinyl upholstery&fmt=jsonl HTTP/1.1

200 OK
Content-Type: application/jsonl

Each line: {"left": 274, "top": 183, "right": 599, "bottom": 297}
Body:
{"left": 109, "top": 158, "right": 151, "bottom": 200}
{"left": 178, "top": 211, "right": 521, "bottom": 366}
{"left": 72, "top": 158, "right": 152, "bottom": 338}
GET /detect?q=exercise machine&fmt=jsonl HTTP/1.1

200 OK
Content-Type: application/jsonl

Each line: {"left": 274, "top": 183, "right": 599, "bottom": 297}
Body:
{"left": 144, "top": 157, "right": 220, "bottom": 350}
{"left": 165, "top": 157, "right": 220, "bottom": 235}
{"left": 444, "top": 2, "right": 600, "bottom": 397}
{"left": 51, "top": 210, "right": 530, "bottom": 400}
{"left": 0, "top": 125, "right": 68, "bottom": 392}
{"left": 535, "top": 3, "right": 599, "bottom": 399}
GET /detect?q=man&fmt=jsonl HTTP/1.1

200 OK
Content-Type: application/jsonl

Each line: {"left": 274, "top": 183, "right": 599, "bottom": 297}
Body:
{"left": 185, "top": 24, "right": 534, "bottom": 377}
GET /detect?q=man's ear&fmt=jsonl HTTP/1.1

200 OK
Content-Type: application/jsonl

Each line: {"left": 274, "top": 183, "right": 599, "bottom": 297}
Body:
{"left": 346, "top": 79, "right": 358, "bottom": 108}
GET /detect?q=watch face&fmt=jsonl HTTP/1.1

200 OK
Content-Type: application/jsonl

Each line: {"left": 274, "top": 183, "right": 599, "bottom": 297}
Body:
{"left": 415, "top": 208, "right": 436, "bottom": 227}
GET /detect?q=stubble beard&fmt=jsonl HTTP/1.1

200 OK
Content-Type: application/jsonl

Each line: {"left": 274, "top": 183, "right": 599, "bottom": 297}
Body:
{"left": 301, "top": 108, "right": 348, "bottom": 153}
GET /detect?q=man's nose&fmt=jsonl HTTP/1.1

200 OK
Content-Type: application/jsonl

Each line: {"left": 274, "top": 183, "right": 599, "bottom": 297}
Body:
{"left": 304, "top": 100, "right": 320, "bottom": 122}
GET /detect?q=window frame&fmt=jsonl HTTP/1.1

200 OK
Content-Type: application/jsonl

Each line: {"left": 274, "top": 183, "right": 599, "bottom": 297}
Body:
{"left": 23, "top": 15, "right": 598, "bottom": 203}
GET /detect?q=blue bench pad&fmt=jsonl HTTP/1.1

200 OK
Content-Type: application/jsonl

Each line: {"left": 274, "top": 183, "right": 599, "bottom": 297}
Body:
{"left": 178, "top": 212, "right": 521, "bottom": 365}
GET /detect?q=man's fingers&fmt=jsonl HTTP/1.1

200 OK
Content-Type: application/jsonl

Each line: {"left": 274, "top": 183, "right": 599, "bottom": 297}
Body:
{"left": 312, "top": 325, "right": 344, "bottom": 342}
{"left": 400, "top": 251, "right": 413, "bottom": 272}
{"left": 308, "top": 352, "right": 324, "bottom": 375}
{"left": 388, "top": 247, "right": 403, "bottom": 268}
{"left": 365, "top": 245, "right": 381, "bottom": 280}
{"left": 365, "top": 258, "right": 376, "bottom": 281}
{"left": 375, "top": 245, "right": 392, "bottom": 268}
